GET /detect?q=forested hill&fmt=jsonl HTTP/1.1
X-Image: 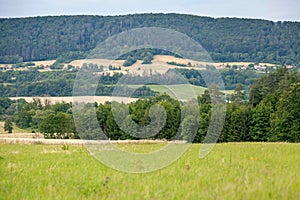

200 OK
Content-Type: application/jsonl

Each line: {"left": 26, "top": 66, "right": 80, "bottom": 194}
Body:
{"left": 1, "top": 13, "right": 300, "bottom": 65}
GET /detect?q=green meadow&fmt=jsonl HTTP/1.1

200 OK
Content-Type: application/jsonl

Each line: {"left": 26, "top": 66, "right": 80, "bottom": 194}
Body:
{"left": 128, "top": 84, "right": 234, "bottom": 100}
{"left": 0, "top": 143, "right": 299, "bottom": 199}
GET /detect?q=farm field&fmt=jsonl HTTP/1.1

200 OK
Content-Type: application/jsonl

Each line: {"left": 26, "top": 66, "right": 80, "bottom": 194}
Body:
{"left": 128, "top": 84, "right": 234, "bottom": 100}
{"left": 0, "top": 143, "right": 299, "bottom": 199}
{"left": 65, "top": 55, "right": 278, "bottom": 73}
{"left": 1, "top": 55, "right": 277, "bottom": 72}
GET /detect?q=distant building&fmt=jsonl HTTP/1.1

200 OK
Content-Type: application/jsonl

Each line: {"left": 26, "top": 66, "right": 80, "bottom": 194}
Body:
{"left": 286, "top": 65, "right": 295, "bottom": 69}
{"left": 43, "top": 65, "right": 51, "bottom": 71}
{"left": 216, "top": 65, "right": 226, "bottom": 70}
{"left": 254, "top": 65, "right": 266, "bottom": 71}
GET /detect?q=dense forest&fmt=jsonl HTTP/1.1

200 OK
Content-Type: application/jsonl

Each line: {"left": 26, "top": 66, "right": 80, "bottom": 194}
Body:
{"left": 0, "top": 13, "right": 300, "bottom": 65}
{"left": 0, "top": 68, "right": 299, "bottom": 142}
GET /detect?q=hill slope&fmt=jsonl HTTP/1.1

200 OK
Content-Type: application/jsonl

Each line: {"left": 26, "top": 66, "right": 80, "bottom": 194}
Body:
{"left": 0, "top": 13, "right": 300, "bottom": 65}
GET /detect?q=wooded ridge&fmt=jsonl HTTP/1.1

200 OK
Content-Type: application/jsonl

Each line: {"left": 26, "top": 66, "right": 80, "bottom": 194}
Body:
{"left": 1, "top": 13, "right": 300, "bottom": 65}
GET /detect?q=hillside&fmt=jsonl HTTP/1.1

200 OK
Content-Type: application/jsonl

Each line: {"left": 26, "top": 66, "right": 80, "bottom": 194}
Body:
{"left": 0, "top": 13, "right": 300, "bottom": 65}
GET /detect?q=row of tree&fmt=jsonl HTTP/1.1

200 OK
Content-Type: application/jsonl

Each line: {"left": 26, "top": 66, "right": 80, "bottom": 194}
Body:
{"left": 0, "top": 68, "right": 264, "bottom": 98}
{"left": 0, "top": 69, "right": 157, "bottom": 97}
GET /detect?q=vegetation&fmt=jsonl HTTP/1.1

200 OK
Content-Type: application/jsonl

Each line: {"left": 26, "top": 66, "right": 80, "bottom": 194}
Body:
{"left": 0, "top": 143, "right": 299, "bottom": 199}
{"left": 0, "top": 70, "right": 157, "bottom": 97}
{"left": 0, "top": 14, "right": 300, "bottom": 66}
{"left": 167, "top": 61, "right": 187, "bottom": 67}
{"left": 0, "top": 67, "right": 299, "bottom": 142}
{"left": 0, "top": 12, "right": 299, "bottom": 200}
{"left": 4, "top": 119, "right": 13, "bottom": 133}
{"left": 176, "top": 68, "right": 261, "bottom": 90}
{"left": 0, "top": 67, "right": 263, "bottom": 98}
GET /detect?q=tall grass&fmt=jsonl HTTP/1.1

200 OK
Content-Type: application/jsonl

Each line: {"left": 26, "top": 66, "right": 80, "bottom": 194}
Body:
{"left": 0, "top": 143, "right": 299, "bottom": 199}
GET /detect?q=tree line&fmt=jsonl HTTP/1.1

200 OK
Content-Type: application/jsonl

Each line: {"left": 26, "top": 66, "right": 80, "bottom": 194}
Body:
{"left": 0, "top": 68, "right": 263, "bottom": 98}
{"left": 0, "top": 14, "right": 300, "bottom": 66}
{"left": 0, "top": 69, "right": 156, "bottom": 97}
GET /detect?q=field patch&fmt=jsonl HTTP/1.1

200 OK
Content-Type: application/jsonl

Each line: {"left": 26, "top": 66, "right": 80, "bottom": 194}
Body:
{"left": 129, "top": 84, "right": 234, "bottom": 100}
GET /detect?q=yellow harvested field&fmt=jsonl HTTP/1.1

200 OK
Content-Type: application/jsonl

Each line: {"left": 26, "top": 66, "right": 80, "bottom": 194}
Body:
{"left": 30, "top": 60, "right": 56, "bottom": 66}
{"left": 0, "top": 56, "right": 278, "bottom": 72}
{"left": 10, "top": 96, "right": 138, "bottom": 105}
{"left": 1, "top": 56, "right": 277, "bottom": 74}
{"left": 154, "top": 55, "right": 209, "bottom": 67}
{"left": 154, "top": 55, "right": 277, "bottom": 67}
{"left": 127, "top": 61, "right": 175, "bottom": 74}
{"left": 68, "top": 56, "right": 207, "bottom": 73}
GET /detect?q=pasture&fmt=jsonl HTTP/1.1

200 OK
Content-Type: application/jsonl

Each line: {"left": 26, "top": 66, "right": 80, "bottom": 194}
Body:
{"left": 0, "top": 143, "right": 299, "bottom": 199}
{"left": 129, "top": 84, "right": 234, "bottom": 100}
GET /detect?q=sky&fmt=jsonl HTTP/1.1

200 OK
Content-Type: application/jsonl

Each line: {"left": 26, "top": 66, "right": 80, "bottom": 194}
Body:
{"left": 0, "top": 0, "right": 299, "bottom": 21}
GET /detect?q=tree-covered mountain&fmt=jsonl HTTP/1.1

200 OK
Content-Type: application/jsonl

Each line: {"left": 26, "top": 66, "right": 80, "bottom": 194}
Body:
{"left": 0, "top": 13, "right": 300, "bottom": 65}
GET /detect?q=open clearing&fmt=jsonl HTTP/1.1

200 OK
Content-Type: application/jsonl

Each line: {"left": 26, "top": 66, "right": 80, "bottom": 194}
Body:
{"left": 0, "top": 143, "right": 299, "bottom": 199}
{"left": 129, "top": 84, "right": 234, "bottom": 100}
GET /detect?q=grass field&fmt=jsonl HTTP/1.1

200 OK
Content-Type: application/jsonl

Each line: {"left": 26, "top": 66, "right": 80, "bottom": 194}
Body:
{"left": 129, "top": 84, "right": 234, "bottom": 100}
{"left": 0, "top": 143, "right": 299, "bottom": 199}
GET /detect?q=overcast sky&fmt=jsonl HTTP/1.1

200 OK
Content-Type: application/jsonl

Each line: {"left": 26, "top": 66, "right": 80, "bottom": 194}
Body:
{"left": 0, "top": 0, "right": 299, "bottom": 21}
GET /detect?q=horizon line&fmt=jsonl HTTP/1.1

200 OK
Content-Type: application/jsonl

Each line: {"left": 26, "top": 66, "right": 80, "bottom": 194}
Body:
{"left": 1, "top": 12, "right": 299, "bottom": 23}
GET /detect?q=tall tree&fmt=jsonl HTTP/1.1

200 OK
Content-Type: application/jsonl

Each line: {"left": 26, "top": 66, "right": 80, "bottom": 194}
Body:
{"left": 272, "top": 83, "right": 300, "bottom": 142}
{"left": 40, "top": 112, "right": 76, "bottom": 139}
{"left": 231, "top": 83, "right": 245, "bottom": 104}
{"left": 4, "top": 119, "right": 13, "bottom": 133}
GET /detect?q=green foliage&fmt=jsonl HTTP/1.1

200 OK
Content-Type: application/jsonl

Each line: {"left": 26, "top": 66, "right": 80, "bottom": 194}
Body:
{"left": 1, "top": 67, "right": 299, "bottom": 143}
{"left": 0, "top": 70, "right": 158, "bottom": 97}
{"left": 250, "top": 95, "right": 278, "bottom": 141}
{"left": 181, "top": 115, "right": 198, "bottom": 142}
{"left": 40, "top": 112, "right": 76, "bottom": 139}
{"left": 272, "top": 83, "right": 300, "bottom": 142}
{"left": 0, "top": 14, "right": 300, "bottom": 65}
{"left": 4, "top": 118, "right": 13, "bottom": 133}
{"left": 176, "top": 68, "right": 260, "bottom": 90}
{"left": 13, "top": 101, "right": 34, "bottom": 129}
{"left": 167, "top": 61, "right": 187, "bottom": 67}
{"left": 231, "top": 83, "right": 245, "bottom": 104}
{"left": 250, "top": 67, "right": 297, "bottom": 106}
{"left": 0, "top": 97, "right": 14, "bottom": 116}
{"left": 141, "top": 52, "right": 153, "bottom": 64}
{"left": 123, "top": 56, "right": 137, "bottom": 67}
{"left": 221, "top": 103, "right": 252, "bottom": 142}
